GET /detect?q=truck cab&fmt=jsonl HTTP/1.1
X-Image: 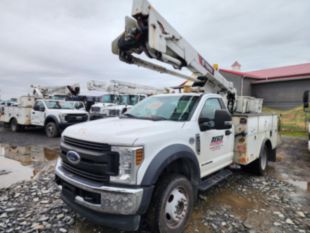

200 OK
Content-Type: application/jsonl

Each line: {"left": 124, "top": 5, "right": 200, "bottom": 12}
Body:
{"left": 89, "top": 94, "right": 119, "bottom": 120}
{"left": 55, "top": 93, "right": 278, "bottom": 232}
{"left": 90, "top": 94, "right": 146, "bottom": 119}
{"left": 31, "top": 99, "right": 89, "bottom": 137}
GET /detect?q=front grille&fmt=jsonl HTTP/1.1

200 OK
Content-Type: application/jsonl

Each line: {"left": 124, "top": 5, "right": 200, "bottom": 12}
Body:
{"left": 62, "top": 161, "right": 110, "bottom": 182}
{"left": 91, "top": 107, "right": 100, "bottom": 112}
{"left": 61, "top": 136, "right": 119, "bottom": 182}
{"left": 64, "top": 136, "right": 111, "bottom": 152}
{"left": 65, "top": 114, "right": 88, "bottom": 123}
{"left": 109, "top": 109, "right": 120, "bottom": 116}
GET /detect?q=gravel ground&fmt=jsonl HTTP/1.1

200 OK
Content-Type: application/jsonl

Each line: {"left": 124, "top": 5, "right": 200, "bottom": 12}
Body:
{"left": 0, "top": 131, "right": 309, "bottom": 233}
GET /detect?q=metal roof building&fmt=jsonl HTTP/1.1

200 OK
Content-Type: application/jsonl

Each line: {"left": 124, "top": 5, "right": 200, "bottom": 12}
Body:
{"left": 220, "top": 63, "right": 310, "bottom": 109}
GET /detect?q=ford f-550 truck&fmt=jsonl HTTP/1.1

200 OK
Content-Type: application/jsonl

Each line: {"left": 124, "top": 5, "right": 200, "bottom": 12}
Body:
{"left": 55, "top": 93, "right": 278, "bottom": 232}
{"left": 55, "top": 1, "right": 279, "bottom": 232}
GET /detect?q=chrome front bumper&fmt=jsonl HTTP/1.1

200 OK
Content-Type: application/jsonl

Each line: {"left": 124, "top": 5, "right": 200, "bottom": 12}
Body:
{"left": 55, "top": 159, "right": 144, "bottom": 215}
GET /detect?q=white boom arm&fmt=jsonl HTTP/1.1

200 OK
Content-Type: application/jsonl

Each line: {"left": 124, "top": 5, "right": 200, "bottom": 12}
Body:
{"left": 112, "top": 0, "right": 236, "bottom": 110}
{"left": 87, "top": 80, "right": 165, "bottom": 95}
{"left": 31, "top": 84, "right": 80, "bottom": 99}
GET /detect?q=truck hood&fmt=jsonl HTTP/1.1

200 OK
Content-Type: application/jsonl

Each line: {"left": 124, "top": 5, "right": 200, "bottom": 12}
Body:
{"left": 48, "top": 109, "right": 88, "bottom": 114}
{"left": 93, "top": 103, "right": 116, "bottom": 107}
{"left": 105, "top": 105, "right": 133, "bottom": 110}
{"left": 63, "top": 117, "right": 184, "bottom": 145}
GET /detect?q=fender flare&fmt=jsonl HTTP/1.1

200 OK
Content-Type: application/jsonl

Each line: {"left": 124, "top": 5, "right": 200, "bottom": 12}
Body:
{"left": 44, "top": 115, "right": 59, "bottom": 127}
{"left": 9, "top": 117, "right": 17, "bottom": 123}
{"left": 260, "top": 138, "right": 276, "bottom": 162}
{"left": 140, "top": 144, "right": 200, "bottom": 187}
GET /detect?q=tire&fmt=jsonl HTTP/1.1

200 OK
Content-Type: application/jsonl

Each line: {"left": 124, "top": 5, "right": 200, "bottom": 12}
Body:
{"left": 45, "top": 121, "right": 59, "bottom": 138}
{"left": 10, "top": 118, "right": 20, "bottom": 132}
{"left": 245, "top": 144, "right": 268, "bottom": 176}
{"left": 146, "top": 174, "right": 194, "bottom": 233}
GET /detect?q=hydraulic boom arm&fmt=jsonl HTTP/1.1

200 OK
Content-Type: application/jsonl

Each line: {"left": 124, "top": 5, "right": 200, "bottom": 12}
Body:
{"left": 31, "top": 84, "right": 80, "bottom": 99}
{"left": 112, "top": 0, "right": 236, "bottom": 109}
{"left": 87, "top": 80, "right": 165, "bottom": 95}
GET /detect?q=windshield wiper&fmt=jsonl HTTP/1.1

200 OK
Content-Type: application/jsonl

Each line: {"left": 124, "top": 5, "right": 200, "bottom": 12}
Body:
{"left": 148, "top": 115, "right": 169, "bottom": 121}
{"left": 121, "top": 113, "right": 169, "bottom": 121}
{"left": 121, "top": 113, "right": 139, "bottom": 119}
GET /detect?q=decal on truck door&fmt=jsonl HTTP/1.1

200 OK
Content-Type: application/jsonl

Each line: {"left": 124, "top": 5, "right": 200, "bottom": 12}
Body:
{"left": 210, "top": 135, "right": 224, "bottom": 151}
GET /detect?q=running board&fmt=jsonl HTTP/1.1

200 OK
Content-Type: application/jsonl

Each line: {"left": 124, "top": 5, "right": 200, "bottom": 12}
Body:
{"left": 199, "top": 169, "right": 232, "bottom": 191}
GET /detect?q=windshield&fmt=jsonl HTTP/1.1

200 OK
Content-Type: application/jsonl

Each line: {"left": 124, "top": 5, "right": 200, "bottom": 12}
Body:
{"left": 125, "top": 95, "right": 200, "bottom": 121}
{"left": 101, "top": 94, "right": 117, "bottom": 103}
{"left": 45, "top": 100, "right": 85, "bottom": 110}
{"left": 119, "top": 95, "right": 139, "bottom": 105}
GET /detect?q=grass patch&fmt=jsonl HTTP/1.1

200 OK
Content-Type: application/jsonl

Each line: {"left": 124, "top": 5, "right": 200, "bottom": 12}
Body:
{"left": 280, "top": 131, "right": 307, "bottom": 138}
{"left": 263, "top": 105, "right": 307, "bottom": 138}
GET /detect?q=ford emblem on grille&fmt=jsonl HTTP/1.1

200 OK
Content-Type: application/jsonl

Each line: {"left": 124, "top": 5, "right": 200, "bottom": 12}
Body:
{"left": 66, "top": 151, "right": 81, "bottom": 165}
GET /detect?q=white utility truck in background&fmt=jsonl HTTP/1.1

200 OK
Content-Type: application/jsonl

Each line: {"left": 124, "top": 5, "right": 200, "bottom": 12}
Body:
{"left": 88, "top": 80, "right": 165, "bottom": 119}
{"left": 0, "top": 85, "right": 89, "bottom": 137}
{"left": 55, "top": 1, "right": 279, "bottom": 232}
{"left": 303, "top": 90, "right": 310, "bottom": 151}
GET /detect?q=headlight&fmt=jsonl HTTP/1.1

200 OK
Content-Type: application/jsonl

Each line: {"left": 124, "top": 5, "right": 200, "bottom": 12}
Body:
{"left": 110, "top": 146, "right": 144, "bottom": 185}
{"left": 59, "top": 113, "right": 67, "bottom": 122}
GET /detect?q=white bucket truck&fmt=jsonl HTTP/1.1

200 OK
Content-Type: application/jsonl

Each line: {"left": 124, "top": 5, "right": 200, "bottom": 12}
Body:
{"left": 0, "top": 85, "right": 89, "bottom": 137}
{"left": 55, "top": 1, "right": 279, "bottom": 232}
{"left": 88, "top": 80, "right": 164, "bottom": 119}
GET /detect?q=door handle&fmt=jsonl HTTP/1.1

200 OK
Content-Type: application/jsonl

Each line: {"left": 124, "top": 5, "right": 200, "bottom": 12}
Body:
{"left": 225, "top": 130, "right": 232, "bottom": 136}
{"left": 32, "top": 111, "right": 35, "bottom": 114}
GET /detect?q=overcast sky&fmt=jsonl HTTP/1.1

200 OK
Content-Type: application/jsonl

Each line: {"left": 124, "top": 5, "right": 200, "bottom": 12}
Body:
{"left": 0, "top": 0, "right": 309, "bottom": 99}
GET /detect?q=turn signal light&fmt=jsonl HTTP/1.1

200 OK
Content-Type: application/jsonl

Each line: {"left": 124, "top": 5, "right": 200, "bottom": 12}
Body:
{"left": 135, "top": 148, "right": 144, "bottom": 166}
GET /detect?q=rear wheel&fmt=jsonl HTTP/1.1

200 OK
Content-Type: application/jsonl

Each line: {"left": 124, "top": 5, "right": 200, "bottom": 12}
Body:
{"left": 10, "top": 118, "right": 20, "bottom": 132}
{"left": 245, "top": 144, "right": 268, "bottom": 176}
{"left": 45, "top": 122, "right": 59, "bottom": 138}
{"left": 146, "top": 174, "right": 194, "bottom": 233}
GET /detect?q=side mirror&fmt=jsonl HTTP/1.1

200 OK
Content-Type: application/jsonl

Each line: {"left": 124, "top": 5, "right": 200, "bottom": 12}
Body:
{"left": 121, "top": 107, "right": 127, "bottom": 114}
{"left": 214, "top": 110, "right": 232, "bottom": 130}
{"left": 39, "top": 106, "right": 45, "bottom": 112}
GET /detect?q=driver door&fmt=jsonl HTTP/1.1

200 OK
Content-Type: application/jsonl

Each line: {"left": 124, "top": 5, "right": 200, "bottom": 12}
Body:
{"left": 199, "top": 98, "right": 234, "bottom": 177}
{"left": 31, "top": 101, "right": 45, "bottom": 126}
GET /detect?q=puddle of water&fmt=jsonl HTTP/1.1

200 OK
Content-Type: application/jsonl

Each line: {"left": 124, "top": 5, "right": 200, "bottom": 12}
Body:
{"left": 287, "top": 180, "right": 310, "bottom": 192}
{"left": 0, "top": 144, "right": 59, "bottom": 188}
{"left": 268, "top": 165, "right": 310, "bottom": 193}
{"left": 267, "top": 138, "right": 310, "bottom": 193}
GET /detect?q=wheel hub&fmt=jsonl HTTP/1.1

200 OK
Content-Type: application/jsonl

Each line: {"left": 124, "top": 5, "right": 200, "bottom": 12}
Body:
{"left": 47, "top": 125, "right": 54, "bottom": 135}
{"left": 165, "top": 187, "right": 188, "bottom": 227}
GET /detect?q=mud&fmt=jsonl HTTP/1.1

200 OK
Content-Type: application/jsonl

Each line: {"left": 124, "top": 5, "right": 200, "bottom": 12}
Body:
{"left": 268, "top": 137, "right": 310, "bottom": 192}
{"left": 0, "top": 127, "right": 309, "bottom": 233}
{"left": 0, "top": 123, "right": 59, "bottom": 147}
{"left": 0, "top": 144, "right": 59, "bottom": 188}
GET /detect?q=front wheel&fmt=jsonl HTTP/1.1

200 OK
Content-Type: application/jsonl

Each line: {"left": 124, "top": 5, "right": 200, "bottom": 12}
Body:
{"left": 146, "top": 174, "right": 194, "bottom": 233}
{"left": 45, "top": 122, "right": 59, "bottom": 138}
{"left": 10, "top": 118, "right": 20, "bottom": 132}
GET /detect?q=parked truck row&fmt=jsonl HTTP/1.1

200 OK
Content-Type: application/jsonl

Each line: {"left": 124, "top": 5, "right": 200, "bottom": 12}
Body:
{"left": 0, "top": 85, "right": 89, "bottom": 137}
{"left": 0, "top": 80, "right": 163, "bottom": 137}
